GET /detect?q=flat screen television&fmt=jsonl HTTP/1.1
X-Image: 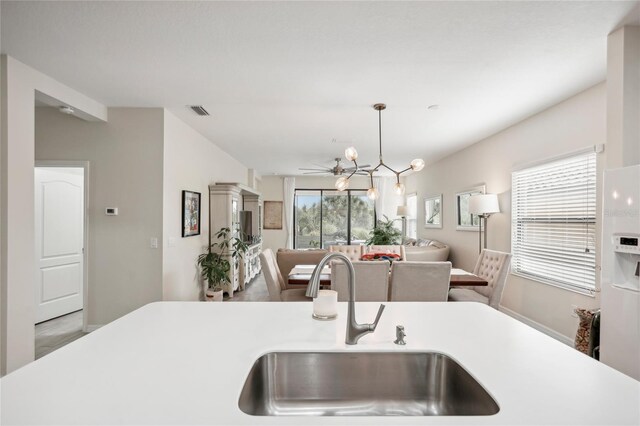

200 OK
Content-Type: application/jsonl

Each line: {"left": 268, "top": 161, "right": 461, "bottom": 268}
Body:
{"left": 239, "top": 211, "right": 252, "bottom": 242}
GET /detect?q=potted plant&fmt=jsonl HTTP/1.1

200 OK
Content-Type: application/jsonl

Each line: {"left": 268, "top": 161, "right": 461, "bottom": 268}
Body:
{"left": 197, "top": 227, "right": 248, "bottom": 301}
{"left": 366, "top": 215, "right": 402, "bottom": 245}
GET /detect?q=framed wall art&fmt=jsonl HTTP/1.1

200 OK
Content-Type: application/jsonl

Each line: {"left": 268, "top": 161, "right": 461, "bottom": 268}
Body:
{"left": 455, "top": 185, "right": 485, "bottom": 231}
{"left": 182, "top": 190, "right": 201, "bottom": 237}
{"left": 263, "top": 200, "right": 283, "bottom": 230}
{"left": 424, "top": 194, "right": 442, "bottom": 229}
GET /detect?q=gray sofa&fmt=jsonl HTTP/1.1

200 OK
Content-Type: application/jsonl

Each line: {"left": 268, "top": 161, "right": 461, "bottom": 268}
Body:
{"left": 403, "top": 238, "right": 450, "bottom": 262}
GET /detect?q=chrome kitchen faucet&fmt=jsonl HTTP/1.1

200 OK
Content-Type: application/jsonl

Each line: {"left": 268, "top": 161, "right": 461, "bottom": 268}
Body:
{"left": 306, "top": 252, "right": 385, "bottom": 344}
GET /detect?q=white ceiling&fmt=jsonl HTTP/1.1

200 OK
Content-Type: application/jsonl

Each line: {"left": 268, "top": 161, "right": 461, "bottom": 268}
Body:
{"left": 2, "top": 1, "right": 637, "bottom": 175}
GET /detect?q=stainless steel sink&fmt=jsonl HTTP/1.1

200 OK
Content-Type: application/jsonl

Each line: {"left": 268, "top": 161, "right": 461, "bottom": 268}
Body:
{"left": 238, "top": 352, "right": 499, "bottom": 416}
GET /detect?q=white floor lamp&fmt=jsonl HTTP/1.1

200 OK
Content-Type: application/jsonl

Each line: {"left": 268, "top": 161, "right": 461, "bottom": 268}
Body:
{"left": 469, "top": 194, "right": 500, "bottom": 253}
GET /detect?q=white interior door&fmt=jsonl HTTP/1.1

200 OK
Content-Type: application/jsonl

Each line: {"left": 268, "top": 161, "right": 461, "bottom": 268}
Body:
{"left": 35, "top": 167, "right": 84, "bottom": 323}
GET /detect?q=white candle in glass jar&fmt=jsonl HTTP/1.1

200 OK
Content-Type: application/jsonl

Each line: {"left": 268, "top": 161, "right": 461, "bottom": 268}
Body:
{"left": 313, "top": 290, "right": 338, "bottom": 319}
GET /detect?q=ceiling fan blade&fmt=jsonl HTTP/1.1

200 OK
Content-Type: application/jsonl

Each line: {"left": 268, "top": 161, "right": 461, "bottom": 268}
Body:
{"left": 299, "top": 168, "right": 330, "bottom": 171}
{"left": 312, "top": 162, "right": 334, "bottom": 168}
{"left": 344, "top": 164, "right": 371, "bottom": 171}
{"left": 303, "top": 171, "right": 330, "bottom": 175}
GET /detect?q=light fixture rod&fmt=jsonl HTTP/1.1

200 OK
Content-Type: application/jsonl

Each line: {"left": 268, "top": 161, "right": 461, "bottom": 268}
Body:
{"left": 336, "top": 102, "right": 423, "bottom": 199}
{"left": 346, "top": 160, "right": 360, "bottom": 179}
{"left": 378, "top": 107, "right": 383, "bottom": 161}
{"left": 379, "top": 163, "right": 397, "bottom": 174}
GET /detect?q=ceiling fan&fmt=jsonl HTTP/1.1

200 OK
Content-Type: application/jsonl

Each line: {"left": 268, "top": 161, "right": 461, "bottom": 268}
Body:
{"left": 299, "top": 157, "right": 370, "bottom": 176}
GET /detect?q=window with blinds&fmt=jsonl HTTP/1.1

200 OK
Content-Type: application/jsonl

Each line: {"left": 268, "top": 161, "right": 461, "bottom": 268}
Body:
{"left": 511, "top": 151, "right": 596, "bottom": 294}
{"left": 406, "top": 193, "right": 417, "bottom": 239}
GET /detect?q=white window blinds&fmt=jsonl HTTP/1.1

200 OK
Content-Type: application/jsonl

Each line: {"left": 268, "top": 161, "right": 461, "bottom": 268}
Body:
{"left": 511, "top": 151, "right": 596, "bottom": 294}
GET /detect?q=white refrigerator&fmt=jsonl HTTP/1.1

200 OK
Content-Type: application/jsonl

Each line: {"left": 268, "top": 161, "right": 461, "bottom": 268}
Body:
{"left": 601, "top": 165, "right": 640, "bottom": 380}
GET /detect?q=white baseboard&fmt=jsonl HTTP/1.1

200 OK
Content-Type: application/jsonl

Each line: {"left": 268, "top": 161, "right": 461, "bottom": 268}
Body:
{"left": 84, "top": 324, "right": 104, "bottom": 333}
{"left": 499, "top": 306, "right": 574, "bottom": 347}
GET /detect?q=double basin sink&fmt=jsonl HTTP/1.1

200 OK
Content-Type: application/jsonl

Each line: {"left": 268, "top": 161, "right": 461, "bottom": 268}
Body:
{"left": 239, "top": 351, "right": 499, "bottom": 417}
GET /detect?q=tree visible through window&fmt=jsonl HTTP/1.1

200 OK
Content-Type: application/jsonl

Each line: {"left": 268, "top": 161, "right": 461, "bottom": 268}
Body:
{"left": 294, "top": 189, "right": 375, "bottom": 249}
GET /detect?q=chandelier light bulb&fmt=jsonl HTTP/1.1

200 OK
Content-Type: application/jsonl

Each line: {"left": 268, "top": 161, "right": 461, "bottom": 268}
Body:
{"left": 394, "top": 182, "right": 406, "bottom": 195}
{"left": 367, "top": 187, "right": 379, "bottom": 200}
{"left": 410, "top": 158, "right": 425, "bottom": 172}
{"left": 335, "top": 176, "right": 350, "bottom": 191}
{"left": 345, "top": 146, "right": 358, "bottom": 162}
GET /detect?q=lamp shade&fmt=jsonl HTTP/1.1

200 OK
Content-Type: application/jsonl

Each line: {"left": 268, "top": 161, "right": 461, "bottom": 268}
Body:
{"left": 397, "top": 205, "right": 408, "bottom": 216}
{"left": 469, "top": 194, "right": 500, "bottom": 215}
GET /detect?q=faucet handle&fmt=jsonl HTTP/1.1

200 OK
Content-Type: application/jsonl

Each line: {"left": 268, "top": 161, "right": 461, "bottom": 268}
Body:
{"left": 369, "top": 304, "right": 386, "bottom": 331}
{"left": 394, "top": 325, "right": 407, "bottom": 345}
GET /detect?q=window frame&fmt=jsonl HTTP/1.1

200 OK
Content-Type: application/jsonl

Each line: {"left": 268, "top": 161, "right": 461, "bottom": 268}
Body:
{"left": 292, "top": 188, "right": 375, "bottom": 249}
{"left": 510, "top": 149, "right": 597, "bottom": 296}
{"left": 406, "top": 192, "right": 418, "bottom": 239}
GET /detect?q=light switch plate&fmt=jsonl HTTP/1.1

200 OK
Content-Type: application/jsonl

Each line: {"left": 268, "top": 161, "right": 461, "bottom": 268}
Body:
{"left": 150, "top": 238, "right": 158, "bottom": 249}
{"left": 105, "top": 207, "right": 118, "bottom": 216}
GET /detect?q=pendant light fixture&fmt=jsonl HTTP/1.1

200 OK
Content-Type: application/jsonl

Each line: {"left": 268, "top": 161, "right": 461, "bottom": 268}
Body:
{"left": 335, "top": 103, "right": 425, "bottom": 199}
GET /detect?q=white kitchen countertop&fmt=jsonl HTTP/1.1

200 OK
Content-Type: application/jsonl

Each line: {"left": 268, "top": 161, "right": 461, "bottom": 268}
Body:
{"left": 1, "top": 302, "right": 638, "bottom": 425}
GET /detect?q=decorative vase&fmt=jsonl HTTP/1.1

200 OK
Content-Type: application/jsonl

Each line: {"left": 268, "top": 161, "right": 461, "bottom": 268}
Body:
{"left": 205, "top": 289, "right": 224, "bottom": 302}
{"left": 574, "top": 308, "right": 594, "bottom": 354}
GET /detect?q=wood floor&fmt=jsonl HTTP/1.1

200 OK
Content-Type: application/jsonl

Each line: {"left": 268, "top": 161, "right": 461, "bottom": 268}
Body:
{"left": 35, "top": 310, "right": 87, "bottom": 359}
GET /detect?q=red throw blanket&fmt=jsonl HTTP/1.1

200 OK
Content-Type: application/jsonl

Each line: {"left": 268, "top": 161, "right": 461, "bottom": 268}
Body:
{"left": 360, "top": 252, "right": 401, "bottom": 261}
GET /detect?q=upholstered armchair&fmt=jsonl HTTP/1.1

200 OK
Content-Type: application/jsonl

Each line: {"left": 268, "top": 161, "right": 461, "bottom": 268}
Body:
{"left": 390, "top": 261, "right": 451, "bottom": 302}
{"left": 328, "top": 245, "right": 365, "bottom": 261}
{"left": 259, "top": 249, "right": 310, "bottom": 302}
{"left": 331, "top": 260, "right": 389, "bottom": 302}
{"left": 448, "top": 249, "right": 512, "bottom": 309}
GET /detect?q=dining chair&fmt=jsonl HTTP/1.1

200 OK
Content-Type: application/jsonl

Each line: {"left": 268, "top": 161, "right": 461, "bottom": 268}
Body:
{"left": 328, "top": 245, "right": 365, "bottom": 261}
{"left": 366, "top": 245, "right": 406, "bottom": 260}
{"left": 259, "top": 249, "right": 310, "bottom": 302}
{"left": 331, "top": 260, "right": 390, "bottom": 302}
{"left": 448, "top": 249, "right": 512, "bottom": 309}
{"left": 389, "top": 261, "right": 452, "bottom": 301}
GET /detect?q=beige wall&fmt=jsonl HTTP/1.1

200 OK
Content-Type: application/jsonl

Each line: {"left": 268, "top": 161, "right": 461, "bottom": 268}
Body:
{"left": 162, "top": 110, "right": 248, "bottom": 301}
{"left": 607, "top": 25, "right": 640, "bottom": 169}
{"left": 258, "top": 175, "right": 403, "bottom": 252}
{"left": 1, "top": 55, "right": 106, "bottom": 374}
{"left": 35, "top": 107, "right": 164, "bottom": 327}
{"left": 404, "top": 83, "right": 606, "bottom": 340}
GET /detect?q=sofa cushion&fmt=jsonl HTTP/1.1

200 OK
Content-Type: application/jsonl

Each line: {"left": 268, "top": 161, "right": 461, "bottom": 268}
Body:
{"left": 404, "top": 244, "right": 449, "bottom": 262}
{"left": 428, "top": 240, "right": 446, "bottom": 249}
{"left": 402, "top": 238, "right": 417, "bottom": 246}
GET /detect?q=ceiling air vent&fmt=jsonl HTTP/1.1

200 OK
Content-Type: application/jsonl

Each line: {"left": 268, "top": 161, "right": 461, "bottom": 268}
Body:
{"left": 188, "top": 105, "right": 210, "bottom": 116}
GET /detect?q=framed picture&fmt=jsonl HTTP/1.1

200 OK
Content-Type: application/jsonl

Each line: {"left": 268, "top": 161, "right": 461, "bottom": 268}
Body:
{"left": 424, "top": 194, "right": 442, "bottom": 228}
{"left": 182, "top": 190, "right": 201, "bottom": 237}
{"left": 455, "top": 185, "right": 485, "bottom": 231}
{"left": 263, "top": 200, "right": 283, "bottom": 230}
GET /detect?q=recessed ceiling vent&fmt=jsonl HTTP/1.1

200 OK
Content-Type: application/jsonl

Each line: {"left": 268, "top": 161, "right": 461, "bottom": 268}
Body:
{"left": 188, "top": 105, "right": 210, "bottom": 116}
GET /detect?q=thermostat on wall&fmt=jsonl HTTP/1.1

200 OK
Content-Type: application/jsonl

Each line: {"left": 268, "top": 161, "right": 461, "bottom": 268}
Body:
{"left": 105, "top": 207, "right": 119, "bottom": 216}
